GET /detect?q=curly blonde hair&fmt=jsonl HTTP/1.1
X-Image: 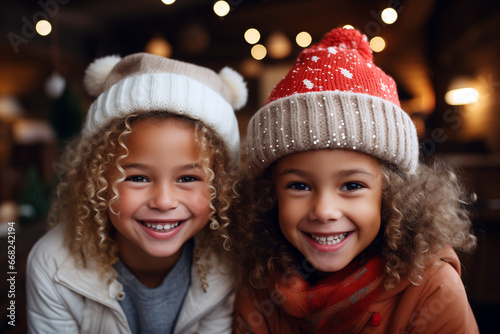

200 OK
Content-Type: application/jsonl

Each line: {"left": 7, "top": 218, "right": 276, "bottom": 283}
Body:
{"left": 49, "top": 111, "right": 239, "bottom": 289}
{"left": 230, "top": 155, "right": 477, "bottom": 290}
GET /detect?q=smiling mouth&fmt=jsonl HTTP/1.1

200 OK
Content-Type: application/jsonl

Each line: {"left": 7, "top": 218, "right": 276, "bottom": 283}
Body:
{"left": 140, "top": 221, "right": 181, "bottom": 232}
{"left": 310, "top": 233, "right": 348, "bottom": 245}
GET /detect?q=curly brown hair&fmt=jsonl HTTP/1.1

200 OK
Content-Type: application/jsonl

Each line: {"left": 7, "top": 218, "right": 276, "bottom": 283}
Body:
{"left": 230, "top": 155, "right": 477, "bottom": 290}
{"left": 49, "top": 111, "right": 239, "bottom": 288}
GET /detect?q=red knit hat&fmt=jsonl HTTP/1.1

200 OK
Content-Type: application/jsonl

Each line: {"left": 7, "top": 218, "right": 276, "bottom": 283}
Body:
{"left": 246, "top": 28, "right": 419, "bottom": 175}
{"left": 267, "top": 28, "right": 400, "bottom": 106}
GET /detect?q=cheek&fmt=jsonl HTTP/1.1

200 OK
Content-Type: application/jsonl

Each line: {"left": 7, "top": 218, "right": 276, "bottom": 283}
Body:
{"left": 109, "top": 185, "right": 130, "bottom": 211}
{"left": 107, "top": 197, "right": 126, "bottom": 225}
{"left": 107, "top": 183, "right": 138, "bottom": 222}
{"left": 189, "top": 187, "right": 211, "bottom": 215}
{"left": 361, "top": 198, "right": 381, "bottom": 217}
{"left": 358, "top": 194, "right": 382, "bottom": 234}
{"left": 107, "top": 199, "right": 125, "bottom": 231}
{"left": 277, "top": 197, "right": 301, "bottom": 229}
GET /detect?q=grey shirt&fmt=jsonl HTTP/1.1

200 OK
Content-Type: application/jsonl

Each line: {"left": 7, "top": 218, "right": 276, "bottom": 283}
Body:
{"left": 114, "top": 239, "right": 193, "bottom": 334}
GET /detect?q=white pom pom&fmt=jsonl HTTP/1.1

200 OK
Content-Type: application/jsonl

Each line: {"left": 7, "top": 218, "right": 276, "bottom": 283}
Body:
{"left": 219, "top": 67, "right": 248, "bottom": 110}
{"left": 83, "top": 55, "right": 121, "bottom": 97}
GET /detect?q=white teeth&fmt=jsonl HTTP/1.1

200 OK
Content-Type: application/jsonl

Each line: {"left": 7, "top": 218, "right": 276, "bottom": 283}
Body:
{"left": 143, "top": 221, "right": 180, "bottom": 232}
{"left": 311, "top": 233, "right": 347, "bottom": 245}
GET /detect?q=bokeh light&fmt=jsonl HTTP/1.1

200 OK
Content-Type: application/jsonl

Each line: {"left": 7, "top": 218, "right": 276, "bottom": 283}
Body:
{"left": 244, "top": 28, "right": 260, "bottom": 44}
{"left": 266, "top": 32, "right": 292, "bottom": 59}
{"left": 251, "top": 44, "right": 267, "bottom": 60}
{"left": 369, "top": 36, "right": 386, "bottom": 52}
{"left": 296, "top": 31, "right": 312, "bottom": 48}
{"left": 445, "top": 88, "right": 479, "bottom": 105}
{"left": 213, "top": 1, "right": 230, "bottom": 17}
{"left": 36, "top": 20, "right": 52, "bottom": 36}
{"left": 381, "top": 8, "right": 398, "bottom": 24}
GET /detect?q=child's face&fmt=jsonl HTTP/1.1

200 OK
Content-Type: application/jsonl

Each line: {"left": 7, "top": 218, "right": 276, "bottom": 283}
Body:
{"left": 108, "top": 118, "right": 211, "bottom": 264}
{"left": 274, "top": 149, "right": 382, "bottom": 274}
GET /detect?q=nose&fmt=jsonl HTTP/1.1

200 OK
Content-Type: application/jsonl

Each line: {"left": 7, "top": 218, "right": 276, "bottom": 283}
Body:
{"left": 148, "top": 183, "right": 179, "bottom": 211}
{"left": 308, "top": 190, "right": 342, "bottom": 223}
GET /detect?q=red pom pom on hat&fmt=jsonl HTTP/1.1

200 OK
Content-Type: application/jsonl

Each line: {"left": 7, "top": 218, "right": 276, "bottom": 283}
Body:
{"left": 319, "top": 28, "right": 373, "bottom": 61}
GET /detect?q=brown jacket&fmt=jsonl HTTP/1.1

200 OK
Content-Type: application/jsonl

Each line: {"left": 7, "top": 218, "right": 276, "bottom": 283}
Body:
{"left": 234, "top": 245, "right": 478, "bottom": 333}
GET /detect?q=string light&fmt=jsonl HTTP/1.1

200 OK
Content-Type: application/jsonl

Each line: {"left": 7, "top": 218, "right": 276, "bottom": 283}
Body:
{"left": 296, "top": 31, "right": 312, "bottom": 48}
{"left": 369, "top": 36, "right": 386, "bottom": 52}
{"left": 213, "top": 1, "right": 230, "bottom": 17}
{"left": 251, "top": 44, "right": 267, "bottom": 60}
{"left": 244, "top": 28, "right": 260, "bottom": 44}
{"left": 36, "top": 20, "right": 52, "bottom": 36}
{"left": 381, "top": 8, "right": 398, "bottom": 24}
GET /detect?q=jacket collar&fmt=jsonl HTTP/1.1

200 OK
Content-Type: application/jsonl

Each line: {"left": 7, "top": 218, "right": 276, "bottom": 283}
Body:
{"left": 174, "top": 241, "right": 234, "bottom": 333}
{"left": 54, "top": 251, "right": 123, "bottom": 311}
{"left": 377, "top": 244, "right": 461, "bottom": 301}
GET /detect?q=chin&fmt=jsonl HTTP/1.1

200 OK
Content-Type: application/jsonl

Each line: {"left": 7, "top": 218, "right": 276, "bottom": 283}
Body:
{"left": 315, "top": 264, "right": 348, "bottom": 273}
{"left": 306, "top": 256, "right": 351, "bottom": 273}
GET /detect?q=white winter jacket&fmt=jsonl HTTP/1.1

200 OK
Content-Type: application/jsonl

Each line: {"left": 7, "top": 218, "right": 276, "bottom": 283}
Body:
{"left": 26, "top": 224, "right": 235, "bottom": 334}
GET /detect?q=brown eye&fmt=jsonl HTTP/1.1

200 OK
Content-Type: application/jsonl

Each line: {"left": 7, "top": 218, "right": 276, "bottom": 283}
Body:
{"left": 125, "top": 176, "right": 149, "bottom": 182}
{"left": 287, "top": 182, "right": 310, "bottom": 191}
{"left": 177, "top": 176, "right": 199, "bottom": 183}
{"left": 341, "top": 182, "right": 364, "bottom": 191}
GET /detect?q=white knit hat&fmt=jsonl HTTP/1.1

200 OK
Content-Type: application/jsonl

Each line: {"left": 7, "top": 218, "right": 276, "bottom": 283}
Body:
{"left": 82, "top": 53, "right": 247, "bottom": 162}
{"left": 246, "top": 28, "right": 419, "bottom": 175}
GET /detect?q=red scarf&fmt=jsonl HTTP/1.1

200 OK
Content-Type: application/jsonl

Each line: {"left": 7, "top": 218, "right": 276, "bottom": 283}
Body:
{"left": 272, "top": 256, "right": 384, "bottom": 333}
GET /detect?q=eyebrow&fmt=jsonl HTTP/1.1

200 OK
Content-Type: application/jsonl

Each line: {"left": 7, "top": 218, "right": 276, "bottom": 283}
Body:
{"left": 337, "top": 169, "right": 376, "bottom": 178}
{"left": 123, "top": 162, "right": 202, "bottom": 171}
{"left": 277, "top": 168, "right": 376, "bottom": 178}
{"left": 123, "top": 163, "right": 147, "bottom": 170}
{"left": 277, "top": 168, "right": 307, "bottom": 177}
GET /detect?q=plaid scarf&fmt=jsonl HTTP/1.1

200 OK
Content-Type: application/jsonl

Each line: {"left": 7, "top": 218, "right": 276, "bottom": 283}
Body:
{"left": 272, "top": 256, "right": 384, "bottom": 333}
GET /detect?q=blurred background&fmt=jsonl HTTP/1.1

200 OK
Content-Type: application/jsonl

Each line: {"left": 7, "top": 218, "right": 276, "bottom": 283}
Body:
{"left": 0, "top": 0, "right": 499, "bottom": 332}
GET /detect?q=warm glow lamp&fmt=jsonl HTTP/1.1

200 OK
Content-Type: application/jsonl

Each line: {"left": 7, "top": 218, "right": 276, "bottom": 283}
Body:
{"left": 445, "top": 77, "right": 479, "bottom": 105}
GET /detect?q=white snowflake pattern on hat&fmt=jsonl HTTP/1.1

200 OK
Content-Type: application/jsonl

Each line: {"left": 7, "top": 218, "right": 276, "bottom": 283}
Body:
{"left": 340, "top": 68, "right": 353, "bottom": 79}
{"left": 328, "top": 46, "right": 338, "bottom": 54}
{"left": 380, "top": 79, "right": 388, "bottom": 91}
{"left": 303, "top": 79, "right": 314, "bottom": 89}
